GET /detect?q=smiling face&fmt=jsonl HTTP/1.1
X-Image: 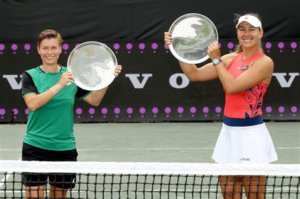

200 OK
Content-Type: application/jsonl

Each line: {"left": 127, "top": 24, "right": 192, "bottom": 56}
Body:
{"left": 236, "top": 21, "right": 263, "bottom": 49}
{"left": 37, "top": 38, "right": 62, "bottom": 67}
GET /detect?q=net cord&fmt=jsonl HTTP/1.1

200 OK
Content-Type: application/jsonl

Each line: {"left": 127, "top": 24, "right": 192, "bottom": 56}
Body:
{"left": 0, "top": 160, "right": 299, "bottom": 177}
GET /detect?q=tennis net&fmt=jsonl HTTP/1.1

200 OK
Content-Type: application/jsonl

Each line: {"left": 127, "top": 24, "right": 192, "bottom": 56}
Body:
{"left": 0, "top": 160, "right": 299, "bottom": 198}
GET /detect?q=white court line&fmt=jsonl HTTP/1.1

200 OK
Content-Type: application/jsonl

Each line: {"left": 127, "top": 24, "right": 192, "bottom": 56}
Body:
{"left": 0, "top": 146, "right": 299, "bottom": 152}
{"left": 77, "top": 146, "right": 300, "bottom": 151}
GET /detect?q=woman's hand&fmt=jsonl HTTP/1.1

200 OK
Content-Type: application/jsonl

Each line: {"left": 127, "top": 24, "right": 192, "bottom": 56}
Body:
{"left": 58, "top": 71, "right": 74, "bottom": 87}
{"left": 207, "top": 41, "right": 222, "bottom": 60}
{"left": 114, "top": 65, "right": 122, "bottom": 77}
{"left": 164, "top": 32, "right": 172, "bottom": 46}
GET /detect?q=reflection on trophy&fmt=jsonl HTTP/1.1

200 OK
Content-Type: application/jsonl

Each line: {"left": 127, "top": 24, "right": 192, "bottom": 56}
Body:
{"left": 67, "top": 41, "right": 117, "bottom": 90}
{"left": 169, "top": 13, "right": 218, "bottom": 64}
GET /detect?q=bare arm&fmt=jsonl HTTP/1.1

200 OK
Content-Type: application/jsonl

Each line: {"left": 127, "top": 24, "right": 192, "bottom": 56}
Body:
{"left": 215, "top": 57, "right": 273, "bottom": 94}
{"left": 83, "top": 87, "right": 108, "bottom": 106}
{"left": 208, "top": 42, "right": 274, "bottom": 94}
{"left": 24, "top": 71, "right": 73, "bottom": 111}
{"left": 164, "top": 32, "right": 218, "bottom": 82}
{"left": 178, "top": 61, "right": 218, "bottom": 82}
{"left": 83, "top": 65, "right": 122, "bottom": 106}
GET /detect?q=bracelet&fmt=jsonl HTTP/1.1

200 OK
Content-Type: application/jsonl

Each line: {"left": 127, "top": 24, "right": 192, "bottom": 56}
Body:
{"left": 212, "top": 58, "right": 222, "bottom": 66}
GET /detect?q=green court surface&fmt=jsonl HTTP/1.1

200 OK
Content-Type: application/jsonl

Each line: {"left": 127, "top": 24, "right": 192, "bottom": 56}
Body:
{"left": 0, "top": 122, "right": 299, "bottom": 163}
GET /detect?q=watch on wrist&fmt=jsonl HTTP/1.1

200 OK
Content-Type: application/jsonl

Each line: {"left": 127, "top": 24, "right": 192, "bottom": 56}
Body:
{"left": 212, "top": 58, "right": 222, "bottom": 66}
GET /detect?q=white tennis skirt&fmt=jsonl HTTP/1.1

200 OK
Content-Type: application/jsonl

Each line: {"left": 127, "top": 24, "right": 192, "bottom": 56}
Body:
{"left": 212, "top": 123, "right": 278, "bottom": 164}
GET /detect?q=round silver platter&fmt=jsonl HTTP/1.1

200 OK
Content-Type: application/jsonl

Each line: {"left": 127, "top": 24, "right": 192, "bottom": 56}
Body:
{"left": 67, "top": 41, "right": 117, "bottom": 91}
{"left": 169, "top": 13, "right": 218, "bottom": 64}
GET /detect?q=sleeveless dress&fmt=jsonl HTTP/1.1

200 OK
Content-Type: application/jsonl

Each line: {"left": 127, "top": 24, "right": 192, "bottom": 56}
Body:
{"left": 212, "top": 52, "right": 278, "bottom": 163}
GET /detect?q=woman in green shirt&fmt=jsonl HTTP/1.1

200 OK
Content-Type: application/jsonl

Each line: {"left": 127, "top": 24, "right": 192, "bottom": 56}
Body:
{"left": 21, "top": 29, "right": 122, "bottom": 199}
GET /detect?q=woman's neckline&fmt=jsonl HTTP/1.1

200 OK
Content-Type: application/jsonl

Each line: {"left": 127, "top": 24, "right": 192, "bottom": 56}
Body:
{"left": 40, "top": 65, "right": 61, "bottom": 73}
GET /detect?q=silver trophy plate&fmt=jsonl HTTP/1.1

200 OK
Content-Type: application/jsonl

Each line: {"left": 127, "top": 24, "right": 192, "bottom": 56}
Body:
{"left": 67, "top": 41, "right": 117, "bottom": 91}
{"left": 169, "top": 13, "right": 218, "bottom": 64}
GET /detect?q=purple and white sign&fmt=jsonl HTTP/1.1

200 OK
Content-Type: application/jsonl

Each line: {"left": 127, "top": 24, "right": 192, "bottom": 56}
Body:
{"left": 0, "top": 41, "right": 299, "bottom": 122}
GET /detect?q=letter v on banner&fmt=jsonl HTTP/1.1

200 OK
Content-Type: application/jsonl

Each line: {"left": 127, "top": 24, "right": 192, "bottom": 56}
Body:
{"left": 125, "top": 73, "right": 153, "bottom": 89}
{"left": 273, "top": 72, "right": 299, "bottom": 88}
{"left": 3, "top": 74, "right": 23, "bottom": 90}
